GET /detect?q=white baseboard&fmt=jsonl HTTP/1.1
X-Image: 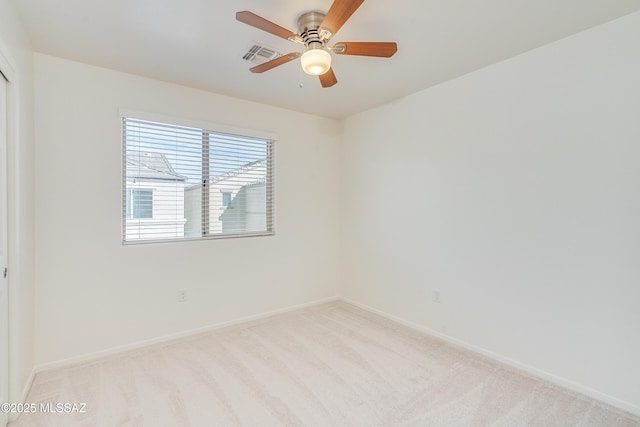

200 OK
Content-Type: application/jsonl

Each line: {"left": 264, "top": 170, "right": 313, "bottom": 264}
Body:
{"left": 338, "top": 296, "right": 640, "bottom": 417}
{"left": 35, "top": 296, "right": 340, "bottom": 373}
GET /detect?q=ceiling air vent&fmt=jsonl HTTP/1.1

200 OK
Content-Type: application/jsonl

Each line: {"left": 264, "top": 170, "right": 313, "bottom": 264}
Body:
{"left": 242, "top": 43, "right": 283, "bottom": 65}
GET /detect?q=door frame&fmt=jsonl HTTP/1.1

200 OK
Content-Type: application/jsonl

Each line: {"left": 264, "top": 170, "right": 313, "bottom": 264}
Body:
{"left": 0, "top": 45, "right": 15, "bottom": 427}
{"left": 0, "top": 66, "right": 9, "bottom": 427}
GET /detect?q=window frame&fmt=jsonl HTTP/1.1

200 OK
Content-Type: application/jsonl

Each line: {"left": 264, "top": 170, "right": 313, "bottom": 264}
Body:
{"left": 125, "top": 188, "right": 154, "bottom": 220}
{"left": 121, "top": 110, "right": 276, "bottom": 245}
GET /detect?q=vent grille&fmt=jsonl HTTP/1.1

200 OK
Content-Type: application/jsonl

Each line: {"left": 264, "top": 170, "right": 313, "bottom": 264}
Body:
{"left": 242, "top": 44, "right": 283, "bottom": 65}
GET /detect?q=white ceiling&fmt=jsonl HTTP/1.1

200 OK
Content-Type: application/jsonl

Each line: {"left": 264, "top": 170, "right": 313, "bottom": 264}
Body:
{"left": 12, "top": 0, "right": 640, "bottom": 119}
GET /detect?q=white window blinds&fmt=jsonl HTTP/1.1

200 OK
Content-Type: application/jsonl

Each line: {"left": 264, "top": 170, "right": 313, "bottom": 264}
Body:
{"left": 122, "top": 117, "right": 274, "bottom": 243}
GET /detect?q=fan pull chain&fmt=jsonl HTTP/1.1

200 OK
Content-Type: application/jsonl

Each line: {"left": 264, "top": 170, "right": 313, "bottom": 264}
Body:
{"left": 299, "top": 66, "right": 304, "bottom": 88}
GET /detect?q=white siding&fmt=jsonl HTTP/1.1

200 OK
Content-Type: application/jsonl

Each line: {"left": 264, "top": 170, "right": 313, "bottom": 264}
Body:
{"left": 183, "top": 185, "right": 201, "bottom": 238}
{"left": 125, "top": 180, "right": 186, "bottom": 241}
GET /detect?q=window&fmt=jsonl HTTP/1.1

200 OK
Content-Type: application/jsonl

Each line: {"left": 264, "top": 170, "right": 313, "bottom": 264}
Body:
{"left": 222, "top": 192, "right": 232, "bottom": 208}
{"left": 122, "top": 117, "right": 274, "bottom": 243}
{"left": 125, "top": 189, "right": 153, "bottom": 219}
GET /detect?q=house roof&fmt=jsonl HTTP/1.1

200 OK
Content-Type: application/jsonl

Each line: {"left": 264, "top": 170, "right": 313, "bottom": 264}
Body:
{"left": 184, "top": 159, "right": 266, "bottom": 191}
{"left": 126, "top": 151, "right": 186, "bottom": 182}
{"left": 210, "top": 159, "right": 266, "bottom": 184}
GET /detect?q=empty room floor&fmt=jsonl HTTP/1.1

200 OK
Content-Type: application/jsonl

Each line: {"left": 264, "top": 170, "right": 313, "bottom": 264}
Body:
{"left": 10, "top": 301, "right": 640, "bottom": 426}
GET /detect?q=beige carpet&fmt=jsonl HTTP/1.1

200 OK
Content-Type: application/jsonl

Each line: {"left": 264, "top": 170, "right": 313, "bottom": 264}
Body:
{"left": 10, "top": 301, "right": 640, "bottom": 427}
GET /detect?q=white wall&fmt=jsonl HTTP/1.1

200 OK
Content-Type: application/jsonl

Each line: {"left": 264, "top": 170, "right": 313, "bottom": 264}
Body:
{"left": 0, "top": 0, "right": 36, "bottom": 409}
{"left": 34, "top": 54, "right": 342, "bottom": 366}
{"left": 342, "top": 11, "right": 640, "bottom": 413}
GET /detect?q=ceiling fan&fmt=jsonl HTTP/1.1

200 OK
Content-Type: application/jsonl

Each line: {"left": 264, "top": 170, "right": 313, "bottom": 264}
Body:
{"left": 236, "top": 0, "right": 398, "bottom": 88}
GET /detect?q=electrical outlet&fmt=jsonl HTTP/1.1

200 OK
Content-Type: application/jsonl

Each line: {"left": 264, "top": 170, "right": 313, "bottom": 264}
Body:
{"left": 433, "top": 290, "right": 441, "bottom": 303}
{"left": 178, "top": 289, "right": 188, "bottom": 303}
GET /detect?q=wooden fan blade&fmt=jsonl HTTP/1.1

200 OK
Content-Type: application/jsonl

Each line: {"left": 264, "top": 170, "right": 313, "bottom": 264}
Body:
{"left": 250, "top": 53, "right": 301, "bottom": 73}
{"left": 236, "top": 11, "right": 296, "bottom": 41}
{"left": 333, "top": 42, "right": 397, "bottom": 57}
{"left": 320, "top": 0, "right": 365, "bottom": 38}
{"left": 319, "top": 67, "right": 338, "bottom": 88}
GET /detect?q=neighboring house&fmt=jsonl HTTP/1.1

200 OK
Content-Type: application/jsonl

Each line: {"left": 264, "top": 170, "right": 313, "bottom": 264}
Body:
{"left": 218, "top": 181, "right": 266, "bottom": 234}
{"left": 125, "top": 150, "right": 187, "bottom": 241}
{"left": 185, "top": 159, "right": 267, "bottom": 236}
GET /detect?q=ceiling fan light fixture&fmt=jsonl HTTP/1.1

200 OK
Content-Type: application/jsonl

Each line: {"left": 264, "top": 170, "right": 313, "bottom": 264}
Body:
{"left": 300, "top": 48, "right": 332, "bottom": 76}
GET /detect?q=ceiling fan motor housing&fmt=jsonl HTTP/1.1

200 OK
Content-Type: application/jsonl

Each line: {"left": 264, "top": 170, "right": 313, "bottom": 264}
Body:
{"left": 298, "top": 11, "right": 327, "bottom": 49}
